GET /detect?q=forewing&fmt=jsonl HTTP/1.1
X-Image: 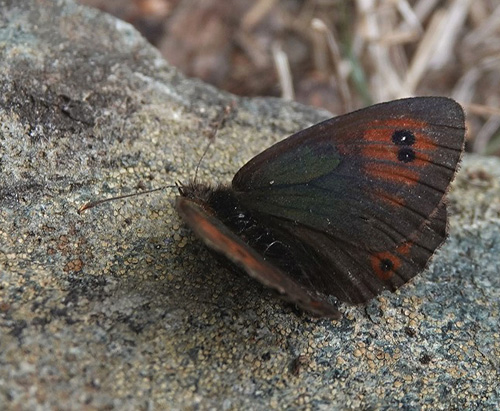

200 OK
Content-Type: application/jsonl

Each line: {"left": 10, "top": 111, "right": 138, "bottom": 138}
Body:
{"left": 175, "top": 196, "right": 341, "bottom": 318}
{"left": 232, "top": 97, "right": 465, "bottom": 252}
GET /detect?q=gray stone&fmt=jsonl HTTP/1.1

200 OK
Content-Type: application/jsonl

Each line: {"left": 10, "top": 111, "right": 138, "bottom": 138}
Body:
{"left": 0, "top": 0, "right": 498, "bottom": 409}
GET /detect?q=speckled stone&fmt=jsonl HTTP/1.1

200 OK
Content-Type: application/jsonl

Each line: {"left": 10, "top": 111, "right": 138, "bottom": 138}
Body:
{"left": 0, "top": 1, "right": 499, "bottom": 410}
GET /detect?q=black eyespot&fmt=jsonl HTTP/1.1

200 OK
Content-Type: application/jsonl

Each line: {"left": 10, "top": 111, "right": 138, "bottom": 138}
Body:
{"left": 397, "top": 147, "right": 416, "bottom": 163}
{"left": 380, "top": 258, "right": 394, "bottom": 272}
{"left": 392, "top": 130, "right": 415, "bottom": 146}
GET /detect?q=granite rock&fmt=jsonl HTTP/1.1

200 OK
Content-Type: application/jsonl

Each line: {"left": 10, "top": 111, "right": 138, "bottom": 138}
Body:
{"left": 0, "top": 1, "right": 499, "bottom": 409}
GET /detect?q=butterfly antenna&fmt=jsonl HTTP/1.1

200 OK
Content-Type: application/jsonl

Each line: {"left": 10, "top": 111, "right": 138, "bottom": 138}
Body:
{"left": 194, "top": 140, "right": 212, "bottom": 186}
{"left": 78, "top": 185, "right": 175, "bottom": 214}
{"left": 194, "top": 102, "right": 235, "bottom": 184}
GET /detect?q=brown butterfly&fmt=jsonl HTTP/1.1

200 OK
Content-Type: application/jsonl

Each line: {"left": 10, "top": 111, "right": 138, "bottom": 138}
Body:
{"left": 176, "top": 97, "right": 465, "bottom": 318}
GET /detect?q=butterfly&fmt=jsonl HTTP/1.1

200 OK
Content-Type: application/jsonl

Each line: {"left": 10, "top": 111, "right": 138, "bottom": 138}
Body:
{"left": 176, "top": 97, "right": 466, "bottom": 319}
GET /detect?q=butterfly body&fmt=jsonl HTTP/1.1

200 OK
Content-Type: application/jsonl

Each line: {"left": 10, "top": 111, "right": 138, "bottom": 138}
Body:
{"left": 176, "top": 97, "right": 465, "bottom": 318}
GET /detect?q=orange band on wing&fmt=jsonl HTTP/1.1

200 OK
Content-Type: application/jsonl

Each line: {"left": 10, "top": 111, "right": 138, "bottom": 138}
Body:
{"left": 363, "top": 119, "right": 439, "bottom": 151}
{"left": 192, "top": 211, "right": 266, "bottom": 273}
{"left": 367, "top": 163, "right": 420, "bottom": 186}
{"left": 360, "top": 119, "right": 438, "bottom": 185}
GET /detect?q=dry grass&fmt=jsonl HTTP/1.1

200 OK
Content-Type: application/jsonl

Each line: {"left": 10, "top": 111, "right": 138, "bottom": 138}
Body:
{"left": 78, "top": 0, "right": 500, "bottom": 155}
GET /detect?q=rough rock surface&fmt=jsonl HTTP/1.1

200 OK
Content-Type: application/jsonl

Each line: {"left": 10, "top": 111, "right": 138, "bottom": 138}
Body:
{"left": 0, "top": 1, "right": 499, "bottom": 409}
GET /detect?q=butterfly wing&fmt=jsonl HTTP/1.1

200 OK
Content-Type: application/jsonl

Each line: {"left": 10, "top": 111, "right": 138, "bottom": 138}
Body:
{"left": 231, "top": 97, "right": 464, "bottom": 303}
{"left": 259, "top": 200, "right": 448, "bottom": 304}
{"left": 233, "top": 97, "right": 464, "bottom": 253}
{"left": 175, "top": 196, "right": 341, "bottom": 318}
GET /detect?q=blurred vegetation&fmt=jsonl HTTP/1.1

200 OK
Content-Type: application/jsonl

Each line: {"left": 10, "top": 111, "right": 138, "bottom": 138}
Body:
{"left": 79, "top": 0, "right": 500, "bottom": 155}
